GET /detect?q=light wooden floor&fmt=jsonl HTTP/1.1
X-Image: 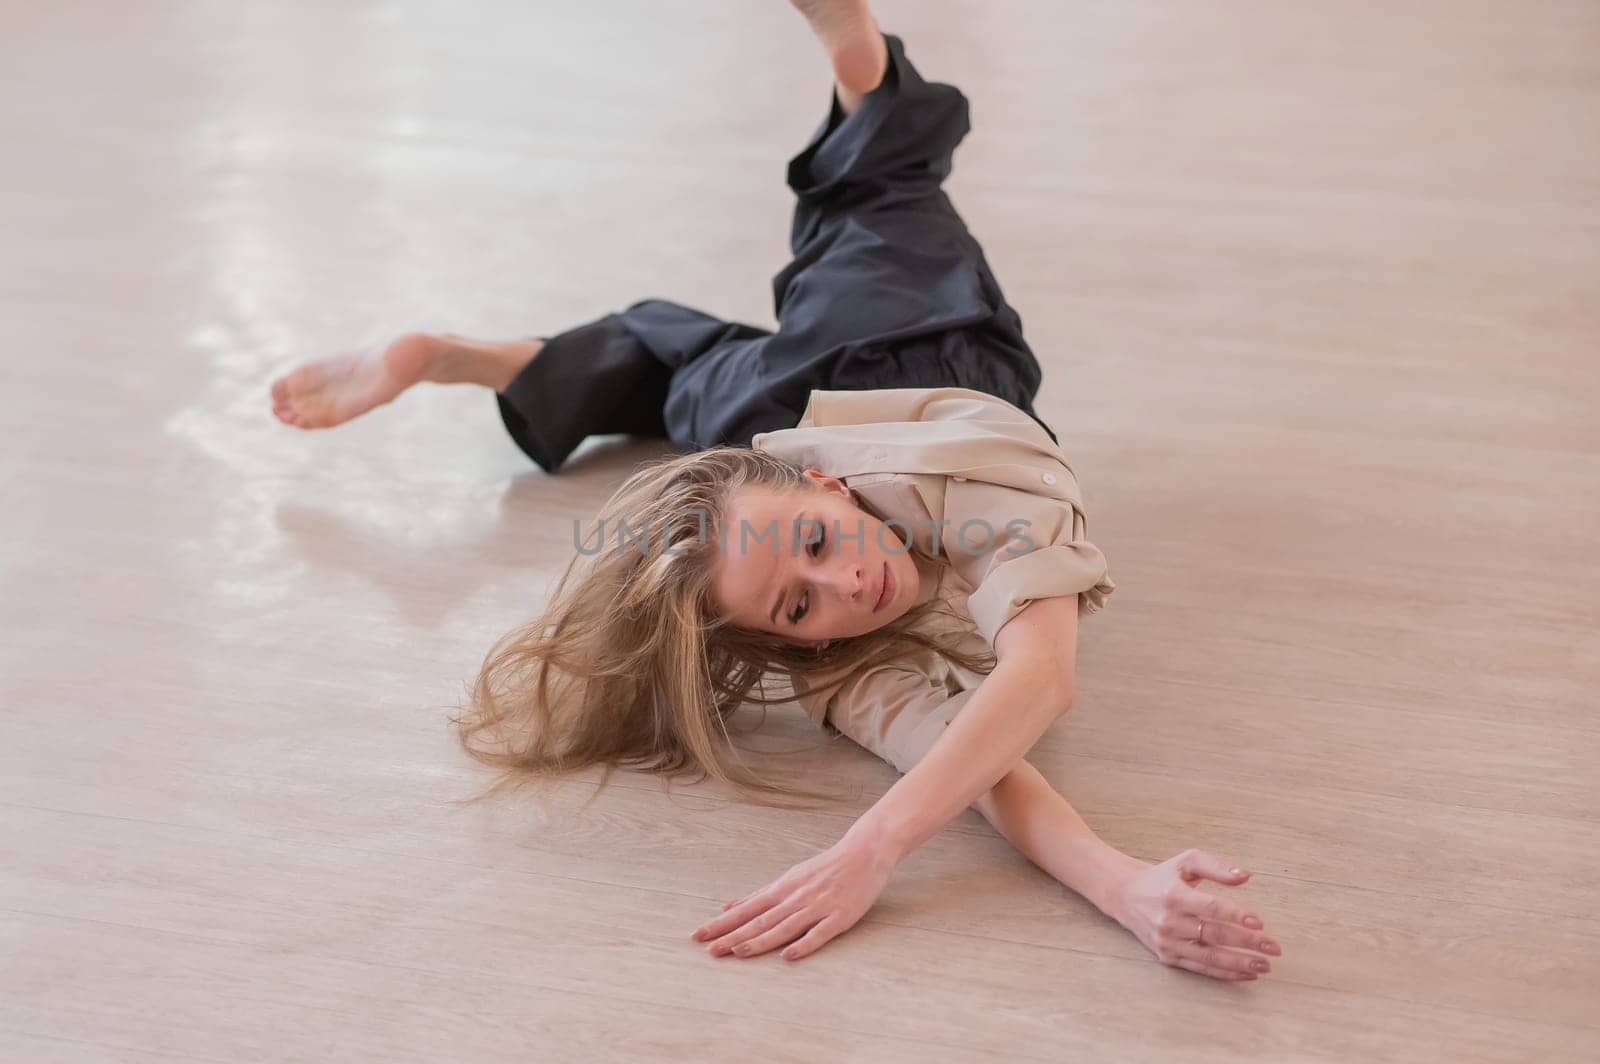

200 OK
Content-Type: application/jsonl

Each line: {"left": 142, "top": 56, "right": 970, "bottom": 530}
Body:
{"left": 3, "top": 1, "right": 1596, "bottom": 1060}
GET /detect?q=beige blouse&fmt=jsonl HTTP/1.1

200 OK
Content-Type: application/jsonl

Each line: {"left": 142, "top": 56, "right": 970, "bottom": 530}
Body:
{"left": 750, "top": 387, "right": 1117, "bottom": 773}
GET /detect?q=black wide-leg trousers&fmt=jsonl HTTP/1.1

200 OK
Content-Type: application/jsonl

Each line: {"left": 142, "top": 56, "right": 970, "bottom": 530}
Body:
{"left": 496, "top": 33, "right": 1057, "bottom": 474}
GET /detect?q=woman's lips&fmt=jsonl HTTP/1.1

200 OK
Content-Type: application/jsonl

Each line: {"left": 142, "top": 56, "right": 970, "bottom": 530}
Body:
{"left": 873, "top": 561, "right": 894, "bottom": 612}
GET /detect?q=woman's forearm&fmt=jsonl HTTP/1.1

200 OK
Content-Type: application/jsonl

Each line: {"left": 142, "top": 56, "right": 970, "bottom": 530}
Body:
{"left": 844, "top": 655, "right": 1072, "bottom": 861}
{"left": 971, "top": 759, "right": 1146, "bottom": 916}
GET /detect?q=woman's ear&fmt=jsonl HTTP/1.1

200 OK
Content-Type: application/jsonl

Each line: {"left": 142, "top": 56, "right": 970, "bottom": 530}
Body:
{"left": 802, "top": 468, "right": 849, "bottom": 496}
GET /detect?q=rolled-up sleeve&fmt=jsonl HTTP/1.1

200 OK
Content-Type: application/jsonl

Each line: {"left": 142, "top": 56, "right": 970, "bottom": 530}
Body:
{"left": 943, "top": 474, "right": 1116, "bottom": 647}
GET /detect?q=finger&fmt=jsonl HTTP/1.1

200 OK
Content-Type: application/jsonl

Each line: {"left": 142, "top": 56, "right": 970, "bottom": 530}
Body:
{"left": 1177, "top": 940, "right": 1271, "bottom": 978}
{"left": 1173, "top": 957, "right": 1257, "bottom": 982}
{"left": 1183, "top": 917, "right": 1283, "bottom": 958}
{"left": 781, "top": 915, "right": 846, "bottom": 961}
{"left": 708, "top": 897, "right": 806, "bottom": 957}
{"left": 1176, "top": 849, "right": 1253, "bottom": 888}
{"left": 1192, "top": 919, "right": 1281, "bottom": 958}
{"left": 731, "top": 909, "right": 822, "bottom": 959}
{"left": 1174, "top": 882, "right": 1263, "bottom": 931}
{"left": 692, "top": 887, "right": 782, "bottom": 941}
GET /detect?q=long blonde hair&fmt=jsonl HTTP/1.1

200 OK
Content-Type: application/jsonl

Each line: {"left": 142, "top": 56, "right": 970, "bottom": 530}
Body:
{"left": 449, "top": 445, "right": 996, "bottom": 809}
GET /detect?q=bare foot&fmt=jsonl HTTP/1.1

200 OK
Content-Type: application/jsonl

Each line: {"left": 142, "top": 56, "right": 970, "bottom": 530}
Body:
{"left": 269, "top": 332, "right": 540, "bottom": 429}
{"left": 789, "top": 0, "right": 887, "bottom": 100}
{"left": 270, "top": 332, "right": 446, "bottom": 429}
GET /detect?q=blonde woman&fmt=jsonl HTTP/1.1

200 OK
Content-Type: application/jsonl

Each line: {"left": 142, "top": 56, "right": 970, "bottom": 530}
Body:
{"left": 270, "top": 1, "right": 1282, "bottom": 982}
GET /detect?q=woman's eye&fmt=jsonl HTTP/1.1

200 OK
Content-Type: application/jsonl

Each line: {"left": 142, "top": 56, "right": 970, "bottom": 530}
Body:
{"left": 811, "top": 529, "right": 826, "bottom": 558}
{"left": 790, "top": 593, "right": 808, "bottom": 625}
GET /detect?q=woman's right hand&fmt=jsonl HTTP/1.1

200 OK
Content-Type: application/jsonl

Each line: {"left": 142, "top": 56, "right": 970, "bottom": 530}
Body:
{"left": 1107, "top": 848, "right": 1283, "bottom": 982}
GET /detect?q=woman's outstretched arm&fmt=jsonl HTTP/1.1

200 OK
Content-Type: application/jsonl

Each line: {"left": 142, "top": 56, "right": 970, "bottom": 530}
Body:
{"left": 692, "top": 594, "right": 1283, "bottom": 978}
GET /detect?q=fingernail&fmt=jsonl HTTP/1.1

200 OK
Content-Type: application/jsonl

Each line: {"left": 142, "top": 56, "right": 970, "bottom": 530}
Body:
{"left": 1244, "top": 915, "right": 1263, "bottom": 929}
{"left": 1252, "top": 959, "right": 1270, "bottom": 972}
{"left": 1261, "top": 940, "right": 1280, "bottom": 955}
{"left": 782, "top": 949, "right": 797, "bottom": 960}
{"left": 1230, "top": 867, "right": 1244, "bottom": 876}
{"left": 734, "top": 945, "right": 751, "bottom": 956}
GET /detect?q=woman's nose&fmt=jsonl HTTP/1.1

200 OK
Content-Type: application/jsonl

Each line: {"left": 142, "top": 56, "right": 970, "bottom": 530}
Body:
{"left": 827, "top": 563, "right": 864, "bottom": 599}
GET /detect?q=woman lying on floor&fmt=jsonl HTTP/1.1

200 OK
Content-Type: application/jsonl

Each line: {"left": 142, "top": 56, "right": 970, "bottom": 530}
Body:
{"left": 269, "top": 0, "right": 1282, "bottom": 982}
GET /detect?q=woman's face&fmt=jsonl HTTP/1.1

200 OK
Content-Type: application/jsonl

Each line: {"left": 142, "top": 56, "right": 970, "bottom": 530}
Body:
{"left": 709, "top": 470, "right": 925, "bottom": 644}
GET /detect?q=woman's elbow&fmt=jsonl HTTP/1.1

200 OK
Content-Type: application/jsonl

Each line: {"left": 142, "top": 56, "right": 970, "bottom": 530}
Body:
{"left": 1046, "top": 677, "right": 1076, "bottom": 721}
{"left": 995, "top": 657, "right": 1075, "bottom": 722}
{"left": 1011, "top": 661, "right": 1074, "bottom": 721}
{"left": 1030, "top": 657, "right": 1077, "bottom": 721}
{"left": 1033, "top": 653, "right": 1077, "bottom": 721}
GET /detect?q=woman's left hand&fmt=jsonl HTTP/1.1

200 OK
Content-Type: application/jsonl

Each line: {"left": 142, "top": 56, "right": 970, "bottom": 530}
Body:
{"left": 1109, "top": 848, "right": 1280, "bottom": 981}
{"left": 691, "top": 831, "right": 900, "bottom": 961}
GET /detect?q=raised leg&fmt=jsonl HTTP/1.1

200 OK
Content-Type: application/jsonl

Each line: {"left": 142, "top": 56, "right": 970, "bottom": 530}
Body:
{"left": 658, "top": 29, "right": 1055, "bottom": 451}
